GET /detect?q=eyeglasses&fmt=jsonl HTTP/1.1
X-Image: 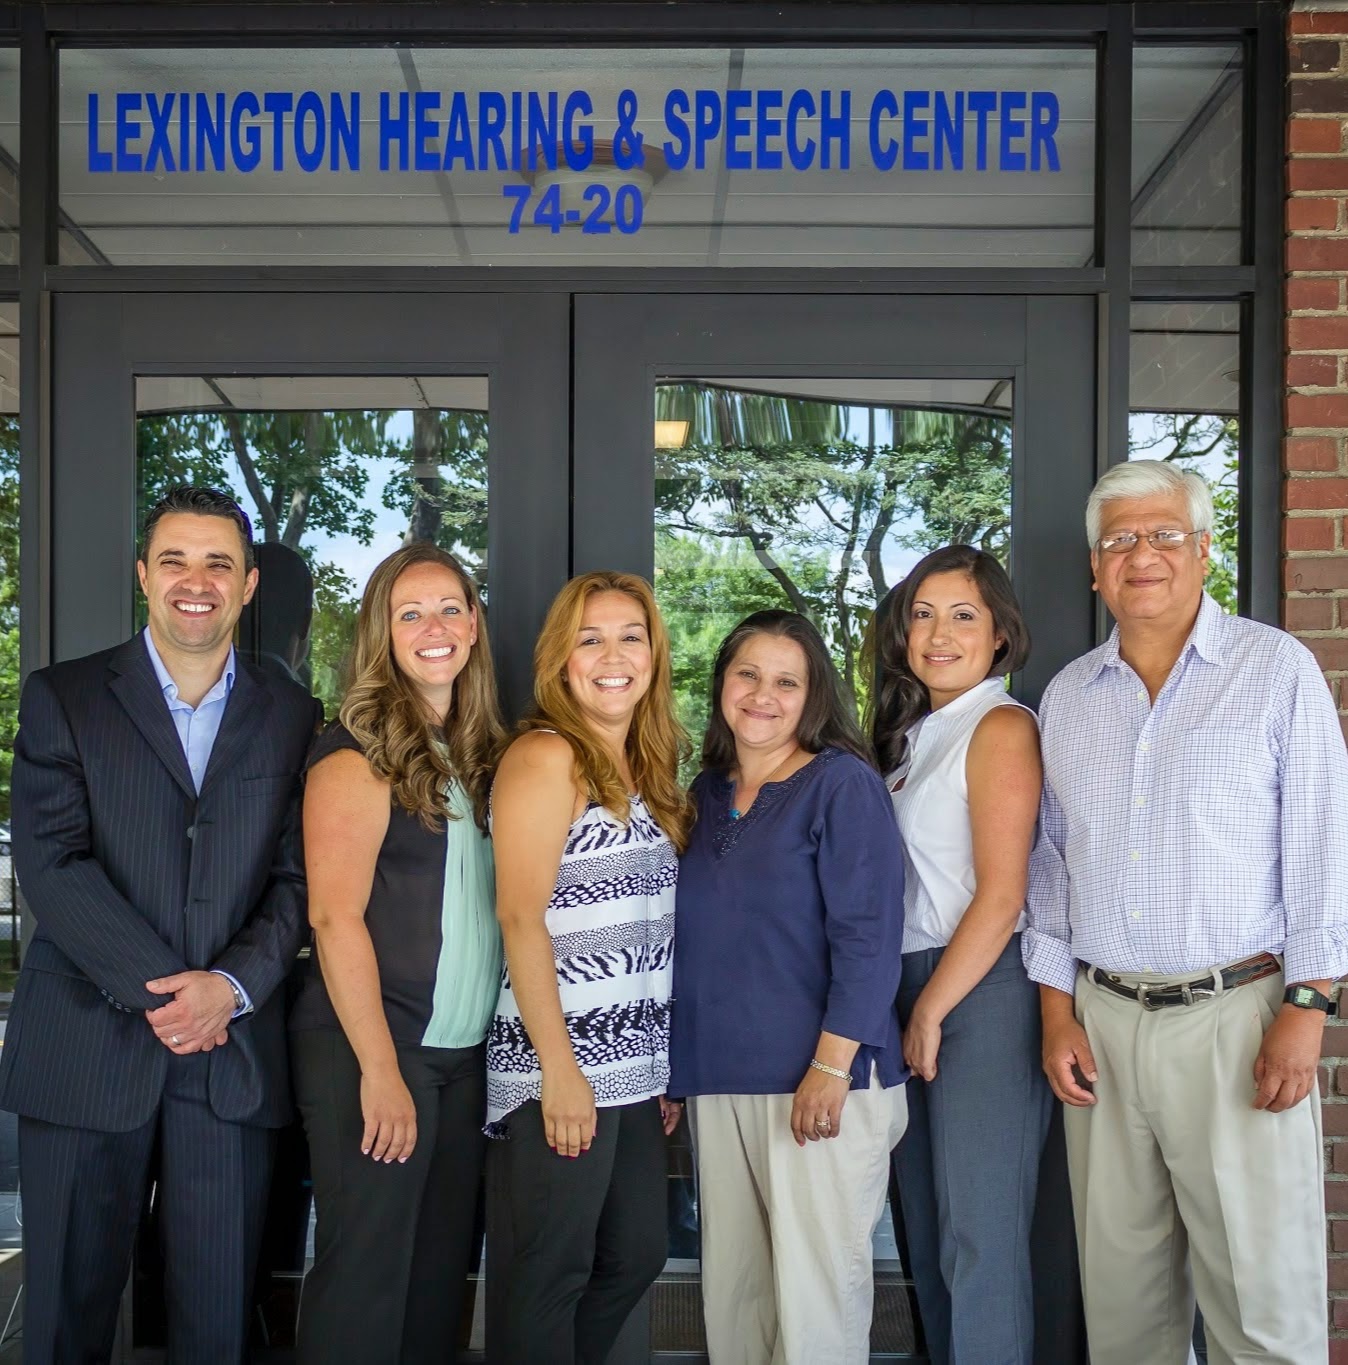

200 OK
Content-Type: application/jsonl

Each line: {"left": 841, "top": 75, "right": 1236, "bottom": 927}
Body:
{"left": 1096, "top": 529, "right": 1202, "bottom": 555}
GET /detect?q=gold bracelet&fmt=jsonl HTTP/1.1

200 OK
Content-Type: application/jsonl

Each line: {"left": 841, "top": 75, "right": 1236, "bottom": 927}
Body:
{"left": 809, "top": 1058, "right": 851, "bottom": 1081}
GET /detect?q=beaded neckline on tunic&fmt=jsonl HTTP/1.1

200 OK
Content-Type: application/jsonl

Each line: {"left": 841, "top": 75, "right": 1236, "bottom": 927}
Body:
{"left": 711, "top": 747, "right": 835, "bottom": 857}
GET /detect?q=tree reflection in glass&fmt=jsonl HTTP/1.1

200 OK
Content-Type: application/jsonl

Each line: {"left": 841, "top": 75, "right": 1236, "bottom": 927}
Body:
{"left": 654, "top": 380, "right": 1013, "bottom": 758}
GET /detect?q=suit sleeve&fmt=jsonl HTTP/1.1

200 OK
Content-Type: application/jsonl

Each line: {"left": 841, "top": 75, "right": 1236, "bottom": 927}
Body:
{"left": 13, "top": 668, "right": 188, "bottom": 1008}
{"left": 817, "top": 763, "right": 905, "bottom": 1047}
{"left": 209, "top": 696, "right": 322, "bottom": 1009}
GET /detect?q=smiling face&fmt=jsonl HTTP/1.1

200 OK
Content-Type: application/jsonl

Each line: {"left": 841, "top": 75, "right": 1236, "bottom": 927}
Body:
{"left": 905, "top": 570, "right": 1004, "bottom": 709}
{"left": 388, "top": 561, "right": 478, "bottom": 715}
{"left": 564, "top": 590, "right": 653, "bottom": 736}
{"left": 720, "top": 632, "right": 809, "bottom": 755}
{"left": 1090, "top": 491, "right": 1210, "bottom": 628}
{"left": 136, "top": 511, "right": 257, "bottom": 659}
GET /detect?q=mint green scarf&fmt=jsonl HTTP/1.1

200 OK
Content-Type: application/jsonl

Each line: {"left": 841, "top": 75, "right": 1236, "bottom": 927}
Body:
{"left": 421, "top": 780, "right": 502, "bottom": 1049}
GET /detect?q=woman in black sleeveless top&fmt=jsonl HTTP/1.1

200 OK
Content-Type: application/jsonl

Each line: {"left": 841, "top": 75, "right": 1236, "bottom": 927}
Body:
{"left": 290, "top": 544, "right": 505, "bottom": 1365}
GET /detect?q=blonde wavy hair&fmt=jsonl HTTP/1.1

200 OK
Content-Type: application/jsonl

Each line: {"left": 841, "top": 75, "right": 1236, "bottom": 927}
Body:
{"left": 520, "top": 572, "right": 694, "bottom": 853}
{"left": 340, "top": 544, "right": 506, "bottom": 831}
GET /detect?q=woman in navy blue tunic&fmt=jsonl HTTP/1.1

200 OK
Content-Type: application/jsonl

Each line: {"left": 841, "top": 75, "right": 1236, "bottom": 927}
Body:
{"left": 669, "top": 609, "right": 907, "bottom": 1365}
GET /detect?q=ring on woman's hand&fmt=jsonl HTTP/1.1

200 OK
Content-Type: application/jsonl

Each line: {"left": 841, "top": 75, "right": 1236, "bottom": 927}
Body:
{"left": 814, "top": 1116, "right": 831, "bottom": 1132}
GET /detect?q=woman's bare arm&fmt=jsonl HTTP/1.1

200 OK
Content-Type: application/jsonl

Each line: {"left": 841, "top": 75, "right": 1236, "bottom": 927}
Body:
{"left": 493, "top": 731, "right": 597, "bottom": 1156}
{"left": 304, "top": 747, "right": 413, "bottom": 1161}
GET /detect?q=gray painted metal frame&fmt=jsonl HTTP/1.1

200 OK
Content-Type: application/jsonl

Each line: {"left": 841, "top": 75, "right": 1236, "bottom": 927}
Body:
{"left": 572, "top": 291, "right": 1096, "bottom": 705}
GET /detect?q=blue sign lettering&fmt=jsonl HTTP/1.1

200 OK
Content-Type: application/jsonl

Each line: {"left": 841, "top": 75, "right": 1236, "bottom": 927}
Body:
{"left": 84, "top": 84, "right": 1065, "bottom": 233}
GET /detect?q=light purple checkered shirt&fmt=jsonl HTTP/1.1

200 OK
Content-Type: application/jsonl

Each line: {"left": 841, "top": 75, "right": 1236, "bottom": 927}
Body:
{"left": 1024, "top": 592, "right": 1348, "bottom": 995}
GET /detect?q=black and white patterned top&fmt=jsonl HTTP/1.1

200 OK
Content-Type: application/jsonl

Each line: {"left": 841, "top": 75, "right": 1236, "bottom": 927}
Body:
{"left": 485, "top": 793, "right": 677, "bottom": 1132}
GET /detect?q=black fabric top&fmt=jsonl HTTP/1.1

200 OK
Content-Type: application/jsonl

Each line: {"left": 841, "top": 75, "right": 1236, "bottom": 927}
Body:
{"left": 290, "top": 721, "right": 464, "bottom": 1045}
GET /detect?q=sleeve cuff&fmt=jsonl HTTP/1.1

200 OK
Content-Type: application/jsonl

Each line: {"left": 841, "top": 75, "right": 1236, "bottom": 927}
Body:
{"left": 210, "top": 969, "right": 254, "bottom": 1018}
{"left": 822, "top": 999, "right": 890, "bottom": 1050}
{"left": 1021, "top": 929, "right": 1079, "bottom": 996}
{"left": 1282, "top": 928, "right": 1348, "bottom": 986}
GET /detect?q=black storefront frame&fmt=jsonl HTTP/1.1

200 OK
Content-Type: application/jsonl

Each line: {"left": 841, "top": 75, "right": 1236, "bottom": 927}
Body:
{"left": 6, "top": 0, "right": 1285, "bottom": 693}
{"left": 0, "top": 3, "right": 1286, "bottom": 1362}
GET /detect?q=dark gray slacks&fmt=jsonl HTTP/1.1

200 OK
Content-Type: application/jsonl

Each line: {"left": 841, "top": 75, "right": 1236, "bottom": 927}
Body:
{"left": 292, "top": 1030, "right": 485, "bottom": 1365}
{"left": 488, "top": 1097, "right": 668, "bottom": 1365}
{"left": 892, "top": 935, "right": 1058, "bottom": 1365}
{"left": 18, "top": 1049, "right": 274, "bottom": 1365}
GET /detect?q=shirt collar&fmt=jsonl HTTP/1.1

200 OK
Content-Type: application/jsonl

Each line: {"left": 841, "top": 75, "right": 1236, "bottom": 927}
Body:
{"left": 1085, "top": 590, "right": 1225, "bottom": 685}
{"left": 924, "top": 676, "right": 1008, "bottom": 723}
{"left": 142, "top": 627, "right": 236, "bottom": 705}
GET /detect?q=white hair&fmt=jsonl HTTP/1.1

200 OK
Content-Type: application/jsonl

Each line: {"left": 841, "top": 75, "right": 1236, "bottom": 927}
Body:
{"left": 1085, "top": 460, "right": 1214, "bottom": 547}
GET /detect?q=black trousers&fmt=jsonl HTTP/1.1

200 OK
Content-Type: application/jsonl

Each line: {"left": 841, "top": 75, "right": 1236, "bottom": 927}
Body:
{"left": 18, "top": 1050, "right": 274, "bottom": 1365}
{"left": 291, "top": 1029, "right": 486, "bottom": 1365}
{"left": 488, "top": 1097, "right": 667, "bottom": 1365}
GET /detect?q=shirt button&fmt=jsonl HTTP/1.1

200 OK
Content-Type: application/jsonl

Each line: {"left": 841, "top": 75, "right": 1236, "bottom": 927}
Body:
{"left": 1130, "top": 850, "right": 1140, "bottom": 861}
{"left": 1130, "top": 910, "right": 1142, "bottom": 920}
{"left": 1139, "top": 741, "right": 1150, "bottom": 752}
{"left": 1136, "top": 690, "right": 1146, "bottom": 701}
{"left": 1134, "top": 796, "right": 1145, "bottom": 807}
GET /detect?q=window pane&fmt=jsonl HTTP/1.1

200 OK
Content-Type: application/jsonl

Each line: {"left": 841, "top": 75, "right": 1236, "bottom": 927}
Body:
{"left": 61, "top": 47, "right": 1095, "bottom": 267}
{"left": 1129, "top": 301, "right": 1240, "bottom": 609}
{"left": 654, "top": 376, "right": 1014, "bottom": 752}
{"left": 1132, "top": 46, "right": 1243, "bottom": 267}
{"left": 134, "top": 376, "right": 489, "bottom": 719}
{"left": 0, "top": 48, "right": 17, "bottom": 265}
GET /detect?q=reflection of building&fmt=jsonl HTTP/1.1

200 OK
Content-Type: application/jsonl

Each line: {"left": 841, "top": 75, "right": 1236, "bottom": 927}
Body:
{"left": 1, "top": 3, "right": 1346, "bottom": 1360}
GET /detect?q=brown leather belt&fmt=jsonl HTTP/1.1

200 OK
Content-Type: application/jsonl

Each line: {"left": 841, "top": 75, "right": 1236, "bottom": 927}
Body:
{"left": 1085, "top": 952, "right": 1281, "bottom": 1010}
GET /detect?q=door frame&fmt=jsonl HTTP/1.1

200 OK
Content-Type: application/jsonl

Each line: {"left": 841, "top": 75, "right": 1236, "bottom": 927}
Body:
{"left": 573, "top": 292, "right": 1098, "bottom": 704}
{"left": 50, "top": 289, "right": 571, "bottom": 715}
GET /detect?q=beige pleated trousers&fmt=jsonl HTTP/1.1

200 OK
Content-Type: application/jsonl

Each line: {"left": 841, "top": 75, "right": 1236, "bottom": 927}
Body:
{"left": 688, "top": 1074, "right": 908, "bottom": 1365}
{"left": 1064, "top": 965, "right": 1327, "bottom": 1365}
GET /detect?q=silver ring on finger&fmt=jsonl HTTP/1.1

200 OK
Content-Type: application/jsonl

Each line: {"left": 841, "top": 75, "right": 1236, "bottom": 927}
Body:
{"left": 815, "top": 1116, "right": 831, "bottom": 1132}
{"left": 171, "top": 1034, "right": 181, "bottom": 1046}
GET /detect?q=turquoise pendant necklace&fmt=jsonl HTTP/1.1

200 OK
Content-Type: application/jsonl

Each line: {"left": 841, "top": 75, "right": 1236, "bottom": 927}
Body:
{"left": 728, "top": 745, "right": 800, "bottom": 823}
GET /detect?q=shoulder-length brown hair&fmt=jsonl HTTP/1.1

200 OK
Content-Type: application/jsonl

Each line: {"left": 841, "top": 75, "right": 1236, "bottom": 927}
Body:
{"left": 700, "top": 610, "right": 875, "bottom": 775}
{"left": 518, "top": 571, "right": 694, "bottom": 854}
{"left": 867, "top": 544, "right": 1030, "bottom": 774}
{"left": 340, "top": 543, "right": 506, "bottom": 831}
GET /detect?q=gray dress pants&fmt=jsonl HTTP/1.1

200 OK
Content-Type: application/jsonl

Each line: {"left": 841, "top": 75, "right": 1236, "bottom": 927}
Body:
{"left": 892, "top": 935, "right": 1054, "bottom": 1365}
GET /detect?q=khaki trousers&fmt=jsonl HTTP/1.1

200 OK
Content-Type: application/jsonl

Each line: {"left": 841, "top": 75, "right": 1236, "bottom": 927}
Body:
{"left": 688, "top": 1076, "right": 908, "bottom": 1365}
{"left": 1064, "top": 966, "right": 1327, "bottom": 1365}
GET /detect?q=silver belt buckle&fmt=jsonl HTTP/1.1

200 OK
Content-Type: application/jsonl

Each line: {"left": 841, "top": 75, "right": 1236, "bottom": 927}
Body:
{"left": 1135, "top": 982, "right": 1164, "bottom": 1010}
{"left": 1180, "top": 981, "right": 1216, "bottom": 1006}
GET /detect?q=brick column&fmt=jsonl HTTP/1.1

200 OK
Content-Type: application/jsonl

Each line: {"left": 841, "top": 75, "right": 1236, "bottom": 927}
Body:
{"left": 1287, "top": 2, "right": 1348, "bottom": 1355}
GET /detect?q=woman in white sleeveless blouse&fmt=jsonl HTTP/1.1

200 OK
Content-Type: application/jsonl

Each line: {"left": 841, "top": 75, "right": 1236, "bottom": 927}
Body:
{"left": 870, "top": 545, "right": 1053, "bottom": 1365}
{"left": 487, "top": 571, "right": 693, "bottom": 1365}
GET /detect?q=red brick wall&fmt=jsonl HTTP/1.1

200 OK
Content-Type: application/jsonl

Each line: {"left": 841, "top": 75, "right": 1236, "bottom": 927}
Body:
{"left": 1288, "top": 4, "right": 1348, "bottom": 1356}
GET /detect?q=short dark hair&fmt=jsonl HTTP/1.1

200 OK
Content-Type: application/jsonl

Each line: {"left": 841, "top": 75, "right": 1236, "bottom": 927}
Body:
{"left": 868, "top": 545, "right": 1030, "bottom": 773}
{"left": 139, "top": 486, "right": 255, "bottom": 572}
{"left": 700, "top": 609, "right": 876, "bottom": 774}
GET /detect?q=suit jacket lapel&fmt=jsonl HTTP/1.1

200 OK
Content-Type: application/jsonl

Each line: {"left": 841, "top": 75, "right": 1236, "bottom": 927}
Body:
{"left": 201, "top": 660, "right": 273, "bottom": 793}
{"left": 107, "top": 635, "right": 197, "bottom": 801}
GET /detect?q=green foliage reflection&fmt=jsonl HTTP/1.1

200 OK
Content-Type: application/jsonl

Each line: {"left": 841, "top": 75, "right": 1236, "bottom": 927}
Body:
{"left": 135, "top": 405, "right": 488, "bottom": 718}
{"left": 654, "top": 383, "right": 1013, "bottom": 756}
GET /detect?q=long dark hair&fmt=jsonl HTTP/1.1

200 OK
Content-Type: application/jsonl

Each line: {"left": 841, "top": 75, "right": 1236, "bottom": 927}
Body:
{"left": 701, "top": 610, "right": 875, "bottom": 774}
{"left": 868, "top": 545, "right": 1030, "bottom": 774}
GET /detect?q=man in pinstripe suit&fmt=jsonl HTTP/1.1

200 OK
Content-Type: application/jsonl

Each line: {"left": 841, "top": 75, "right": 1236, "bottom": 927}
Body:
{"left": 0, "top": 487, "right": 322, "bottom": 1364}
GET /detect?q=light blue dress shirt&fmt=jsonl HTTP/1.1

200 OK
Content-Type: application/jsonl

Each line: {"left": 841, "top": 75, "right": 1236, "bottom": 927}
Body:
{"left": 142, "top": 628, "right": 253, "bottom": 1015}
{"left": 1024, "top": 592, "right": 1348, "bottom": 994}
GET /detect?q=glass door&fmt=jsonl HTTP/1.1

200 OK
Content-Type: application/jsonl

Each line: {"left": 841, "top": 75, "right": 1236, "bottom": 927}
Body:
{"left": 572, "top": 292, "right": 1095, "bottom": 1360}
{"left": 48, "top": 289, "right": 571, "bottom": 1357}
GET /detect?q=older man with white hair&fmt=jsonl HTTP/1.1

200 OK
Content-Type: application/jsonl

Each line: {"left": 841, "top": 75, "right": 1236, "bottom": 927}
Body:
{"left": 1024, "top": 459, "right": 1348, "bottom": 1365}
